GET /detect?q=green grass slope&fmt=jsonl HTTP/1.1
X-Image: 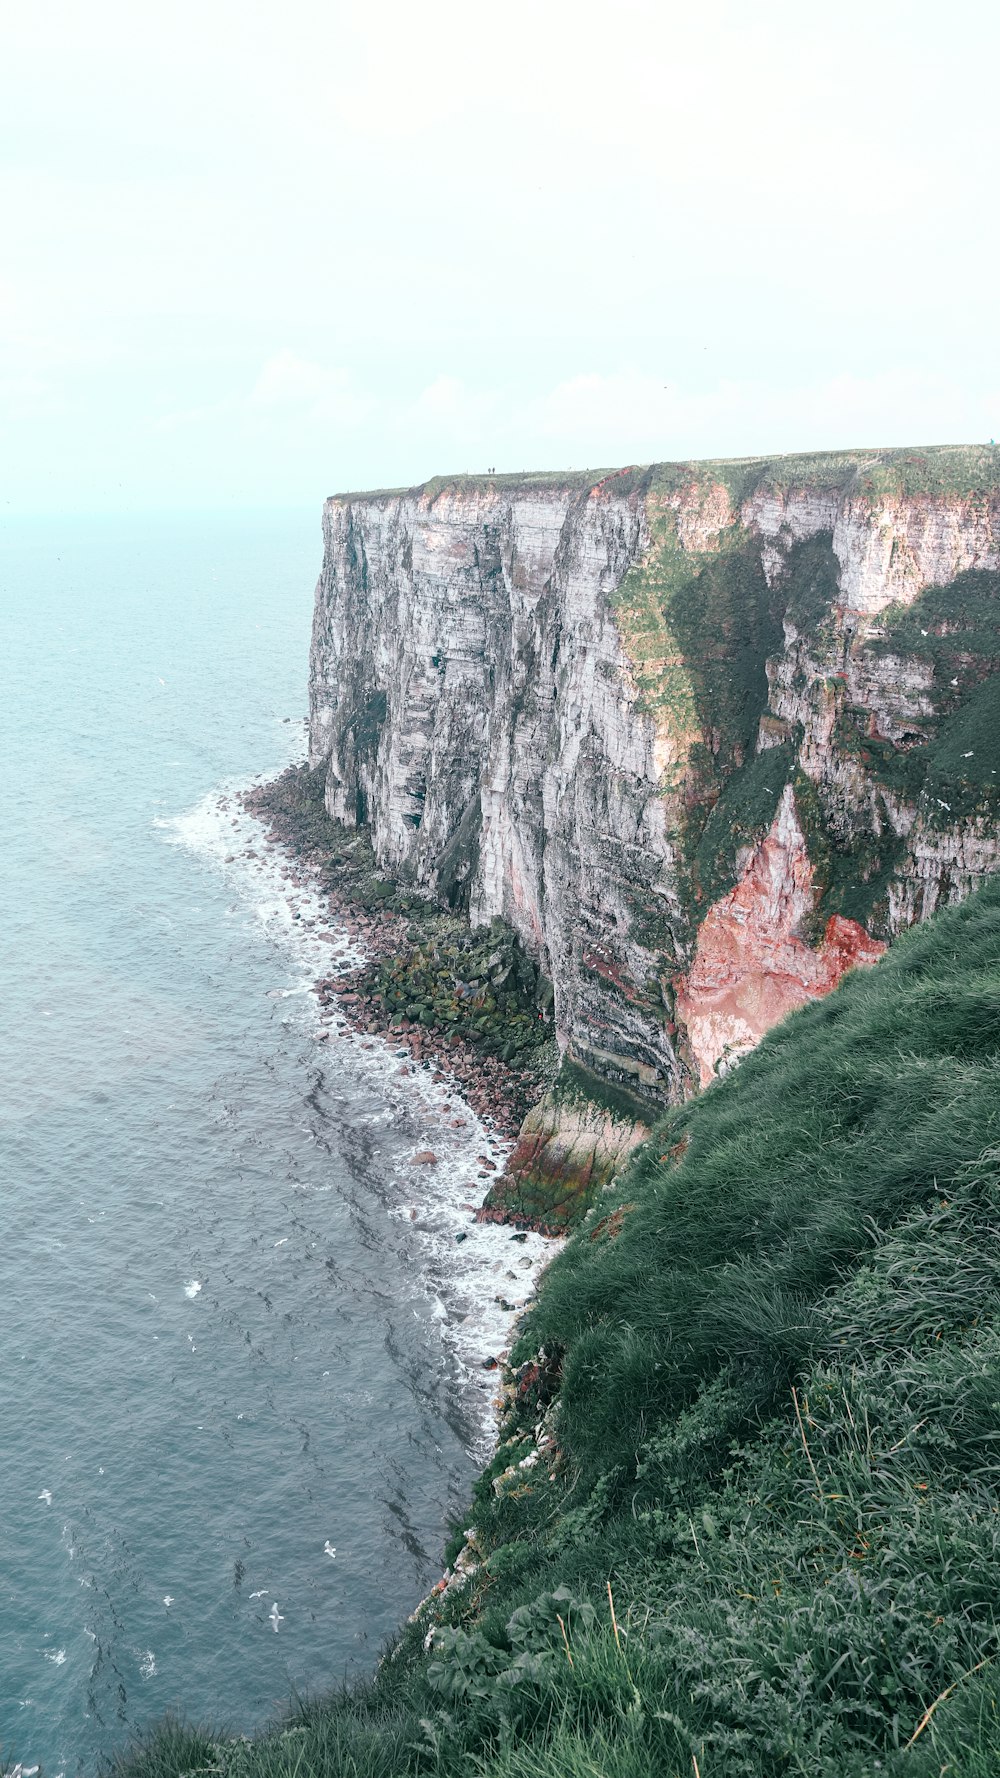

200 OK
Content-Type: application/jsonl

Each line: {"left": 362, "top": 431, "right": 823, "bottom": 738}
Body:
{"left": 108, "top": 882, "right": 1000, "bottom": 1778}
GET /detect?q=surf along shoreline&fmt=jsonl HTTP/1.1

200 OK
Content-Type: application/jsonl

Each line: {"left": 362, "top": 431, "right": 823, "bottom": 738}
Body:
{"left": 209, "top": 760, "right": 565, "bottom": 1695}
{"left": 240, "top": 760, "right": 562, "bottom": 1226}
{"left": 171, "top": 750, "right": 564, "bottom": 1409}
{"left": 235, "top": 760, "right": 566, "bottom": 1615}
{"left": 182, "top": 751, "right": 565, "bottom": 1427}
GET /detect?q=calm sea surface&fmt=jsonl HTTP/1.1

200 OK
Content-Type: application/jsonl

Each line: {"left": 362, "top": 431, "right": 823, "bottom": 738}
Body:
{"left": 0, "top": 514, "right": 545, "bottom": 1776}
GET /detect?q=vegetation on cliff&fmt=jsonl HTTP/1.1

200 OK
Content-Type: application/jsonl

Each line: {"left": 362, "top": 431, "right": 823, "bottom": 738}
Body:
{"left": 861, "top": 568, "right": 1000, "bottom": 825}
{"left": 610, "top": 497, "right": 832, "bottom": 945}
{"left": 330, "top": 443, "right": 1000, "bottom": 511}
{"left": 111, "top": 880, "right": 1000, "bottom": 1776}
{"left": 610, "top": 458, "right": 1000, "bottom": 952}
{"left": 611, "top": 499, "right": 786, "bottom": 870}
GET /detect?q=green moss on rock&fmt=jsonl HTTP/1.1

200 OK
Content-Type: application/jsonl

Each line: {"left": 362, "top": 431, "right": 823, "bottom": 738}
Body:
{"left": 613, "top": 496, "right": 789, "bottom": 928}
{"left": 364, "top": 919, "right": 551, "bottom": 1064}
{"left": 550, "top": 1055, "right": 656, "bottom": 1127}
{"left": 478, "top": 1067, "right": 651, "bottom": 1235}
{"left": 792, "top": 768, "right": 907, "bottom": 939}
{"left": 847, "top": 566, "right": 1000, "bottom": 833}
{"left": 690, "top": 743, "right": 795, "bottom": 912}
{"left": 783, "top": 530, "right": 842, "bottom": 634}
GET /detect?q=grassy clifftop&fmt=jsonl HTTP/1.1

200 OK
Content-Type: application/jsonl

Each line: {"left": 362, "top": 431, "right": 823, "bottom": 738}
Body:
{"left": 327, "top": 467, "right": 614, "bottom": 503}
{"left": 330, "top": 442, "right": 1000, "bottom": 507}
{"left": 115, "top": 880, "right": 1000, "bottom": 1777}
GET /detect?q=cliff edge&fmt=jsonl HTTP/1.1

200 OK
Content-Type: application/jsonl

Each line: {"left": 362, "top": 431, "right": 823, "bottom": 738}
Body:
{"left": 308, "top": 446, "right": 1000, "bottom": 1195}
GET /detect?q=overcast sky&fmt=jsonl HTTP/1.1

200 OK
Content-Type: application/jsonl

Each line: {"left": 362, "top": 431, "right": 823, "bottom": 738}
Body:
{"left": 3, "top": 0, "right": 998, "bottom": 512}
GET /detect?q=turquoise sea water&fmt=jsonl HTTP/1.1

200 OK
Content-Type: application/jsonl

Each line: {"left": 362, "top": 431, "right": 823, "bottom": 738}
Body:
{"left": 0, "top": 515, "right": 546, "bottom": 1776}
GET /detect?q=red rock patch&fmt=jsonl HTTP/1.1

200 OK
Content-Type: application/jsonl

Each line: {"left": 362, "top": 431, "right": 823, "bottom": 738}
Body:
{"left": 676, "top": 786, "right": 886, "bottom": 1088}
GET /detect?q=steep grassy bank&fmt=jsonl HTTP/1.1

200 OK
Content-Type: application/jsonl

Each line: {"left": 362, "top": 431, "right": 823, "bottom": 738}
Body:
{"left": 107, "top": 880, "right": 1000, "bottom": 1777}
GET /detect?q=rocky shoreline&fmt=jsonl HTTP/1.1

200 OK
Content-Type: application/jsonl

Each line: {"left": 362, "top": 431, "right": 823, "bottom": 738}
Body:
{"left": 240, "top": 765, "right": 557, "bottom": 1181}
{"left": 238, "top": 763, "right": 661, "bottom": 1240}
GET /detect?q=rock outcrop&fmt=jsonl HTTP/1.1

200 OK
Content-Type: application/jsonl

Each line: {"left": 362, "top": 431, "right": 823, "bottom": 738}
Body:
{"left": 674, "top": 786, "right": 887, "bottom": 1089}
{"left": 474, "top": 1064, "right": 653, "bottom": 1234}
{"left": 309, "top": 447, "right": 1000, "bottom": 1123}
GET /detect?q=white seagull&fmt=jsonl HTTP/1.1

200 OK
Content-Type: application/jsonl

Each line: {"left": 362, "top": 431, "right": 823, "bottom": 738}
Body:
{"left": 268, "top": 1601, "right": 284, "bottom": 1632}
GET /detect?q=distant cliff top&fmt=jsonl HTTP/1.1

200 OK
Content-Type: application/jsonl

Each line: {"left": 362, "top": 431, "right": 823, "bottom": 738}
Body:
{"left": 330, "top": 443, "right": 1000, "bottom": 507}
{"left": 328, "top": 466, "right": 612, "bottom": 502}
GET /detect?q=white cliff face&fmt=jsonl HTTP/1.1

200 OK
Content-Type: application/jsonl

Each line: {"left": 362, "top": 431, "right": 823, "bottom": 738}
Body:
{"left": 309, "top": 451, "right": 1000, "bottom": 1100}
{"left": 751, "top": 476, "right": 1000, "bottom": 932}
{"left": 743, "top": 482, "right": 1000, "bottom": 613}
{"left": 310, "top": 475, "right": 686, "bottom": 1099}
{"left": 832, "top": 494, "right": 1000, "bottom": 616}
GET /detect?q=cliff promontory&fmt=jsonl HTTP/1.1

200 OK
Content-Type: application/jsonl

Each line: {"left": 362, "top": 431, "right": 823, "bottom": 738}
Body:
{"left": 309, "top": 447, "right": 1000, "bottom": 1201}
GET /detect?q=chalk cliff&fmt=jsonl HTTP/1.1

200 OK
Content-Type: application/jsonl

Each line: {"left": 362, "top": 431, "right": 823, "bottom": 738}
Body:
{"left": 309, "top": 447, "right": 1000, "bottom": 1120}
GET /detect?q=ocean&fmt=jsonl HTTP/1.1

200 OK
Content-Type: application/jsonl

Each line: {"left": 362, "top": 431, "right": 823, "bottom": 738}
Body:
{"left": 0, "top": 513, "right": 549, "bottom": 1775}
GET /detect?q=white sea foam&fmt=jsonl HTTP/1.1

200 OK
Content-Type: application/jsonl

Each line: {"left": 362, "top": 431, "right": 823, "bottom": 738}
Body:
{"left": 138, "top": 1650, "right": 156, "bottom": 1678}
{"left": 43, "top": 1649, "right": 66, "bottom": 1666}
{"left": 164, "top": 773, "right": 560, "bottom": 1449}
{"left": 183, "top": 1280, "right": 202, "bottom": 1299}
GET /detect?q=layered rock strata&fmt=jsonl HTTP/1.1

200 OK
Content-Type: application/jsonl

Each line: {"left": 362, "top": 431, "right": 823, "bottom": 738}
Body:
{"left": 309, "top": 448, "right": 1000, "bottom": 1126}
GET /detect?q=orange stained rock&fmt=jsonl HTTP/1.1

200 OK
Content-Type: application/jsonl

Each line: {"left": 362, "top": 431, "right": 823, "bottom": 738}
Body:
{"left": 675, "top": 785, "right": 886, "bottom": 1088}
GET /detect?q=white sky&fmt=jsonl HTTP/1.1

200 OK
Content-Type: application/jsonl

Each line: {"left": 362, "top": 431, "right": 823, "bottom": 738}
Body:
{"left": 2, "top": 0, "right": 998, "bottom": 512}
